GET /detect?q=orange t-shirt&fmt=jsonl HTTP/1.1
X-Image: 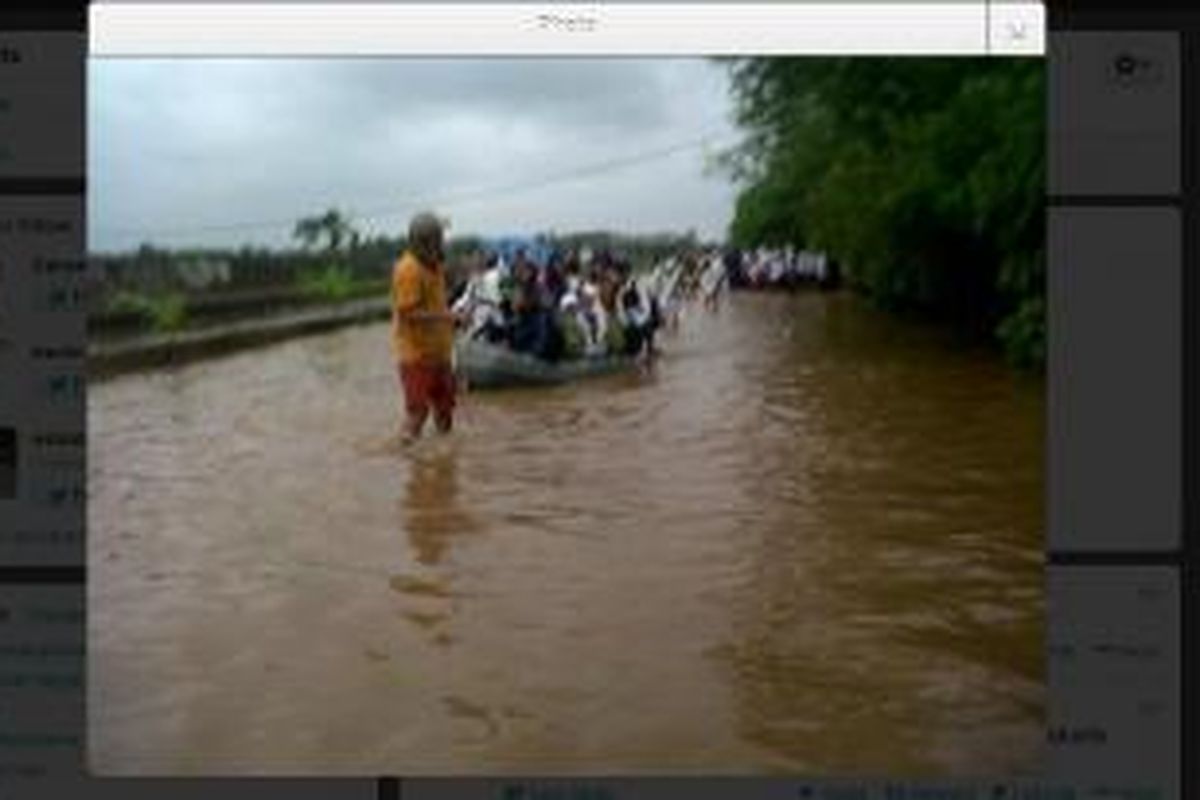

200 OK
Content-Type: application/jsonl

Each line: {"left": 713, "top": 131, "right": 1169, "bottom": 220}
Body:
{"left": 391, "top": 251, "right": 454, "bottom": 365}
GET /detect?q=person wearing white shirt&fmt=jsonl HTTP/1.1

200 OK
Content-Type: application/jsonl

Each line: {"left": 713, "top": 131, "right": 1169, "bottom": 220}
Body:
{"left": 453, "top": 255, "right": 506, "bottom": 339}
{"left": 578, "top": 281, "right": 607, "bottom": 356}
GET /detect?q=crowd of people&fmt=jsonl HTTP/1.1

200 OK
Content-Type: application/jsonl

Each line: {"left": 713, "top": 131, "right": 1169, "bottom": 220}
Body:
{"left": 730, "top": 247, "right": 839, "bottom": 290}
{"left": 391, "top": 213, "right": 835, "bottom": 442}
{"left": 445, "top": 244, "right": 836, "bottom": 364}
{"left": 450, "top": 247, "right": 731, "bottom": 363}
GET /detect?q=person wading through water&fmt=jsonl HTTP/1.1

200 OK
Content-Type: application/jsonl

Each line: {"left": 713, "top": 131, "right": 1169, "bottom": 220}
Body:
{"left": 392, "top": 212, "right": 463, "bottom": 443}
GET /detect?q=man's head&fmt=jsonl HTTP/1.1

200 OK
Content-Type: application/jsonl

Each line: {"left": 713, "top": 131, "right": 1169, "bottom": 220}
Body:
{"left": 408, "top": 212, "right": 444, "bottom": 266}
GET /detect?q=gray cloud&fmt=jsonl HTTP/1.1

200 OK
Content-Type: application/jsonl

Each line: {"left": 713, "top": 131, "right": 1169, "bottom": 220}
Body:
{"left": 88, "top": 58, "right": 741, "bottom": 251}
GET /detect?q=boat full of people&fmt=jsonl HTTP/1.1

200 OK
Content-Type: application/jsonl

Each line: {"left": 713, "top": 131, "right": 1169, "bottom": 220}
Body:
{"left": 450, "top": 243, "right": 721, "bottom": 389}
{"left": 455, "top": 338, "right": 637, "bottom": 388}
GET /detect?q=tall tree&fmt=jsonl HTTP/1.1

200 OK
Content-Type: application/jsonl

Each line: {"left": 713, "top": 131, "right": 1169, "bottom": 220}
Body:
{"left": 720, "top": 58, "right": 1045, "bottom": 367}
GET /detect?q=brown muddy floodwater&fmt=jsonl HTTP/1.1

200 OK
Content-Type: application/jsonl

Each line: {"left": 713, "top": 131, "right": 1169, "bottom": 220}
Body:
{"left": 88, "top": 291, "right": 1044, "bottom": 777}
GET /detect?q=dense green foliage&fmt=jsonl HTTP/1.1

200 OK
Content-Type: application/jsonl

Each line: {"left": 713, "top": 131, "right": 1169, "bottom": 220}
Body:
{"left": 296, "top": 264, "right": 360, "bottom": 302}
{"left": 107, "top": 290, "right": 189, "bottom": 333}
{"left": 721, "top": 58, "right": 1045, "bottom": 367}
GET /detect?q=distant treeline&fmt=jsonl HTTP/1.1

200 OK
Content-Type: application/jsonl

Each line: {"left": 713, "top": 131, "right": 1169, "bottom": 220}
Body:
{"left": 721, "top": 58, "right": 1045, "bottom": 367}
{"left": 91, "top": 234, "right": 467, "bottom": 300}
{"left": 90, "top": 223, "right": 701, "bottom": 302}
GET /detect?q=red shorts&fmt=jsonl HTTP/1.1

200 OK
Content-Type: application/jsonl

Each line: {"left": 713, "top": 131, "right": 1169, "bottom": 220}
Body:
{"left": 398, "top": 360, "right": 456, "bottom": 419}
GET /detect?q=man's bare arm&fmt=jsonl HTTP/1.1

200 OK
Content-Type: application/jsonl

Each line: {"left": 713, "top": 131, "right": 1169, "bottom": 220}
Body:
{"left": 396, "top": 307, "right": 462, "bottom": 324}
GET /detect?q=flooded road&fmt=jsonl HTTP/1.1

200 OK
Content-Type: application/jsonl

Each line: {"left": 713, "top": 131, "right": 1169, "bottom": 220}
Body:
{"left": 88, "top": 291, "right": 1044, "bottom": 776}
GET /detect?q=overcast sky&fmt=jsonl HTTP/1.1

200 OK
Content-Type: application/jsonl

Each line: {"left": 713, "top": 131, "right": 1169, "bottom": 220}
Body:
{"left": 88, "top": 58, "right": 744, "bottom": 252}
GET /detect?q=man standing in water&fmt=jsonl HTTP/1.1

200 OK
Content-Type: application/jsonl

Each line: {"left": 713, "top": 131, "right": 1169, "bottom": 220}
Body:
{"left": 393, "top": 212, "right": 459, "bottom": 442}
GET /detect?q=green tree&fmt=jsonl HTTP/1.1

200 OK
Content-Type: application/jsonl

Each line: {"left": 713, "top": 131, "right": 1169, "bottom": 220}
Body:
{"left": 720, "top": 58, "right": 1045, "bottom": 367}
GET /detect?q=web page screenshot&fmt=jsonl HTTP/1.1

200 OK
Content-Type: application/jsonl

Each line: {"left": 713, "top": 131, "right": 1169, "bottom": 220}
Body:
{"left": 0, "top": 1, "right": 1190, "bottom": 799}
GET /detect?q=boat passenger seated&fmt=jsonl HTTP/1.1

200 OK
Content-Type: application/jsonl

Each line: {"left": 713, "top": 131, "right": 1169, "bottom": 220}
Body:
{"left": 557, "top": 293, "right": 587, "bottom": 359}
{"left": 577, "top": 284, "right": 607, "bottom": 357}
{"left": 542, "top": 254, "right": 567, "bottom": 309}
{"left": 454, "top": 253, "right": 507, "bottom": 340}
{"left": 562, "top": 253, "right": 583, "bottom": 297}
{"left": 509, "top": 256, "right": 563, "bottom": 361}
{"left": 619, "top": 279, "right": 651, "bottom": 356}
{"left": 596, "top": 268, "right": 626, "bottom": 355}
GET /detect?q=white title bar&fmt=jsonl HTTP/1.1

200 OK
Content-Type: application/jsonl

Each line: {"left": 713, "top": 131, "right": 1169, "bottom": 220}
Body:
{"left": 90, "top": 2, "right": 1045, "bottom": 57}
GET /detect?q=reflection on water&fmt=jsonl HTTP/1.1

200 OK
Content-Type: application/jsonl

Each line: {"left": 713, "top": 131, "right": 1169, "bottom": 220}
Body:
{"left": 403, "top": 446, "right": 473, "bottom": 567}
{"left": 88, "top": 291, "right": 1043, "bottom": 776}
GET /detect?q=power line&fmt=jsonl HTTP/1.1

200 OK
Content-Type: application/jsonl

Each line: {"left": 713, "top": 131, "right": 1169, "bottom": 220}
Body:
{"left": 95, "top": 124, "right": 740, "bottom": 244}
{"left": 358, "top": 129, "right": 738, "bottom": 228}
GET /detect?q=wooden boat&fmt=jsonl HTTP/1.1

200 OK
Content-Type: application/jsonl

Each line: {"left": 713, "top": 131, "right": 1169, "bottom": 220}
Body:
{"left": 455, "top": 337, "right": 638, "bottom": 389}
